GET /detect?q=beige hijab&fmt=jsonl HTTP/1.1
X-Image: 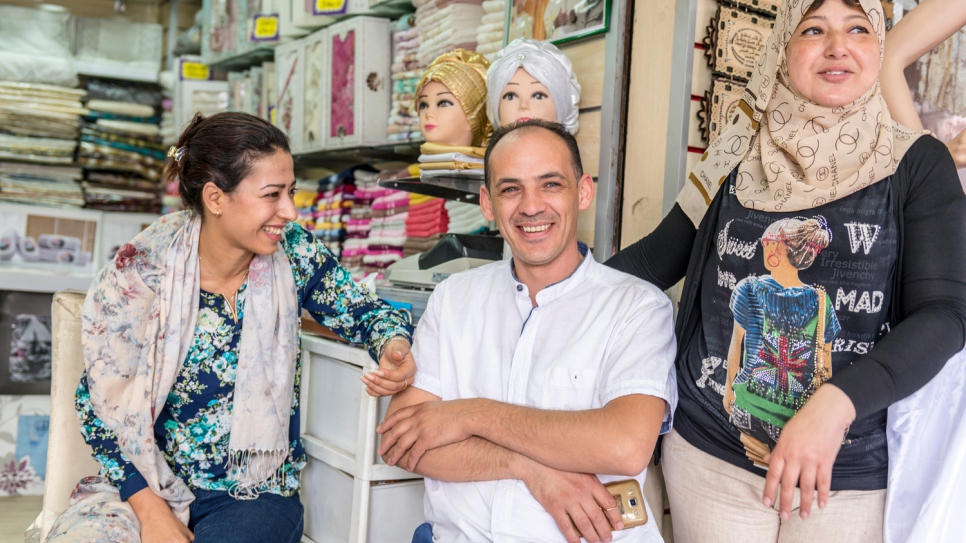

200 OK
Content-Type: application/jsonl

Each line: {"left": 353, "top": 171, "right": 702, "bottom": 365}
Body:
{"left": 677, "top": 0, "right": 925, "bottom": 226}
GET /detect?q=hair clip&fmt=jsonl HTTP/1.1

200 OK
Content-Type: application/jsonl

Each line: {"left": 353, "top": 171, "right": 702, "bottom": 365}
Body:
{"left": 167, "top": 146, "right": 187, "bottom": 164}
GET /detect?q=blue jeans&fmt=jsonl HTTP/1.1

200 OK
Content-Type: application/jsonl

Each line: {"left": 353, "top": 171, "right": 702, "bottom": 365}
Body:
{"left": 188, "top": 489, "right": 304, "bottom": 543}
{"left": 412, "top": 522, "right": 434, "bottom": 543}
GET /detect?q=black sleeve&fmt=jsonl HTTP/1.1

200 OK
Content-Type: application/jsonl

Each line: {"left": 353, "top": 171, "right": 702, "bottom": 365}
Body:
{"left": 828, "top": 136, "right": 966, "bottom": 420}
{"left": 604, "top": 203, "right": 696, "bottom": 291}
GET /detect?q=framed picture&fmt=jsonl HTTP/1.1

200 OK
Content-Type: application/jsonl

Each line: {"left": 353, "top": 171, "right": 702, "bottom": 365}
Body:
{"left": 506, "top": 0, "right": 609, "bottom": 46}
{"left": 0, "top": 291, "right": 54, "bottom": 395}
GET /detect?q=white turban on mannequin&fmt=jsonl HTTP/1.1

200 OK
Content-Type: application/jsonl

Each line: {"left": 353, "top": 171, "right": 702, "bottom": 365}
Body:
{"left": 486, "top": 38, "right": 582, "bottom": 134}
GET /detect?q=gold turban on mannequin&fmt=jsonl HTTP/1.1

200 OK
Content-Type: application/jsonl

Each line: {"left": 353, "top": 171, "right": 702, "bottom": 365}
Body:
{"left": 415, "top": 49, "right": 492, "bottom": 147}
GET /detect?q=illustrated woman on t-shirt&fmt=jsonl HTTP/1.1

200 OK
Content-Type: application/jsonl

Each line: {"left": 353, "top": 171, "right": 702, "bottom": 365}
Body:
{"left": 723, "top": 216, "right": 841, "bottom": 466}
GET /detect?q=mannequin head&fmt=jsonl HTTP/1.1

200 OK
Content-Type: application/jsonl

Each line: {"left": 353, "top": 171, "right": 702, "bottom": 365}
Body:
{"left": 418, "top": 81, "right": 475, "bottom": 147}
{"left": 415, "top": 49, "right": 491, "bottom": 146}
{"left": 498, "top": 68, "right": 557, "bottom": 126}
{"left": 487, "top": 38, "right": 581, "bottom": 134}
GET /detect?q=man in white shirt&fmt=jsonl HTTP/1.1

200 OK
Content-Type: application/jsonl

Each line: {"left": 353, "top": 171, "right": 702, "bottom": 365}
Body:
{"left": 373, "top": 120, "right": 677, "bottom": 543}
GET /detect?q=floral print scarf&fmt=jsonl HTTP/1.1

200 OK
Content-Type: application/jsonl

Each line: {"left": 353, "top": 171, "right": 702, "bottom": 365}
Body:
{"left": 81, "top": 211, "right": 299, "bottom": 522}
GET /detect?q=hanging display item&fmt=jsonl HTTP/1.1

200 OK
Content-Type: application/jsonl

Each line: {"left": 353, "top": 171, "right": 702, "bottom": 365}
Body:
{"left": 486, "top": 37, "right": 581, "bottom": 134}
{"left": 507, "top": 0, "right": 609, "bottom": 45}
{"left": 719, "top": 0, "right": 780, "bottom": 17}
{"left": 704, "top": 6, "right": 774, "bottom": 82}
{"left": 698, "top": 77, "right": 746, "bottom": 144}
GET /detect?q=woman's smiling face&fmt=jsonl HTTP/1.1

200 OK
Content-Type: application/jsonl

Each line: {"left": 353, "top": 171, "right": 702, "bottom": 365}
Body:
{"left": 785, "top": 0, "right": 879, "bottom": 107}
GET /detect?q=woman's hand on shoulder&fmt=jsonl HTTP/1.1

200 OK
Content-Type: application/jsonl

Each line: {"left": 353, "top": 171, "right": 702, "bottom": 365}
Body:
{"left": 362, "top": 338, "right": 416, "bottom": 397}
{"left": 128, "top": 488, "right": 194, "bottom": 543}
{"left": 762, "top": 384, "right": 855, "bottom": 522}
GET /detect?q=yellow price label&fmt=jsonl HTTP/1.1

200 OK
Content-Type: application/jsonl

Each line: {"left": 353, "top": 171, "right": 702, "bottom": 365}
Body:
{"left": 269, "top": 106, "right": 277, "bottom": 126}
{"left": 252, "top": 15, "right": 279, "bottom": 40}
{"left": 314, "top": 0, "right": 347, "bottom": 14}
{"left": 181, "top": 62, "right": 210, "bottom": 81}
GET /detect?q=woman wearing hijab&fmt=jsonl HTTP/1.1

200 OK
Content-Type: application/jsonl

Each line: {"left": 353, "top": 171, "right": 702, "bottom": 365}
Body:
{"left": 607, "top": 0, "right": 966, "bottom": 540}
{"left": 47, "top": 112, "right": 415, "bottom": 543}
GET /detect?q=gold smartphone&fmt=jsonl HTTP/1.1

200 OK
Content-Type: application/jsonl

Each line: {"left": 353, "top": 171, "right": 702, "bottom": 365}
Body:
{"left": 604, "top": 479, "right": 648, "bottom": 529}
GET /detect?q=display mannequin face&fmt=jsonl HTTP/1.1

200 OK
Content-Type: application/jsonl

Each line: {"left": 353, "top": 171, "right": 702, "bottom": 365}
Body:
{"left": 499, "top": 67, "right": 557, "bottom": 126}
{"left": 418, "top": 81, "right": 474, "bottom": 146}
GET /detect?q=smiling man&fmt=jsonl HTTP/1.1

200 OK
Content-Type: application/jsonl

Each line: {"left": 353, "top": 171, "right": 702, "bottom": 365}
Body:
{"left": 377, "top": 120, "right": 677, "bottom": 543}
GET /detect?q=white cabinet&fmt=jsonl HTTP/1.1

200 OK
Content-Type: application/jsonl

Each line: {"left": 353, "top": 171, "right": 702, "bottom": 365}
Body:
{"left": 299, "top": 335, "right": 425, "bottom": 543}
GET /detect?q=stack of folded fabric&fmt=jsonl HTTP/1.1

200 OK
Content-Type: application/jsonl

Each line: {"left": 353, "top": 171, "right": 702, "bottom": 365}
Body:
{"left": 446, "top": 200, "right": 489, "bottom": 234}
{"left": 415, "top": 0, "right": 485, "bottom": 66}
{"left": 342, "top": 169, "right": 381, "bottom": 278}
{"left": 78, "top": 84, "right": 165, "bottom": 212}
{"left": 388, "top": 17, "right": 423, "bottom": 143}
{"left": 404, "top": 195, "right": 448, "bottom": 257}
{"left": 364, "top": 189, "right": 410, "bottom": 277}
{"left": 0, "top": 82, "right": 87, "bottom": 166}
{"left": 0, "top": 162, "right": 84, "bottom": 207}
{"left": 293, "top": 185, "right": 319, "bottom": 234}
{"left": 418, "top": 141, "right": 485, "bottom": 180}
{"left": 477, "top": 0, "right": 509, "bottom": 59}
{"left": 312, "top": 175, "right": 356, "bottom": 258}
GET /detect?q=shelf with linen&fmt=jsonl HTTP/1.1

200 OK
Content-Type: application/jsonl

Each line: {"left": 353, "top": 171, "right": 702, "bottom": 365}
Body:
{"left": 377, "top": 176, "right": 482, "bottom": 205}
{"left": 293, "top": 140, "right": 424, "bottom": 166}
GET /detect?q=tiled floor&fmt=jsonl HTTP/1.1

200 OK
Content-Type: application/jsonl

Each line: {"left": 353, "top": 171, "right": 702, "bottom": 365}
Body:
{"left": 0, "top": 495, "right": 42, "bottom": 543}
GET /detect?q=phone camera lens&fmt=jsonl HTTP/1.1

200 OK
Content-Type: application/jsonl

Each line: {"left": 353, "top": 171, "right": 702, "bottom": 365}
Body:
{"left": 629, "top": 498, "right": 638, "bottom": 507}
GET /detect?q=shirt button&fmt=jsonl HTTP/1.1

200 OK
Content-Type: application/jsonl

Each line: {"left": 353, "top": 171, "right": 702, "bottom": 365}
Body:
{"left": 516, "top": 285, "right": 524, "bottom": 292}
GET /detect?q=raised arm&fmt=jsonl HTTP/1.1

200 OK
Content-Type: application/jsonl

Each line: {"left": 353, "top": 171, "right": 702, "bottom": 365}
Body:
{"left": 881, "top": 0, "right": 966, "bottom": 167}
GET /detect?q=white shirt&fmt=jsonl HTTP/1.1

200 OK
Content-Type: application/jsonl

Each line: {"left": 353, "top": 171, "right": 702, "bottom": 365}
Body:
{"left": 412, "top": 248, "right": 678, "bottom": 543}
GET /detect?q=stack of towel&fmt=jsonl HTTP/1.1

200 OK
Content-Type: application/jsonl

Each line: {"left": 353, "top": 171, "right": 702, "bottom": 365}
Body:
{"left": 342, "top": 169, "right": 381, "bottom": 279}
{"left": 404, "top": 195, "right": 448, "bottom": 256}
{"left": 415, "top": 0, "right": 485, "bottom": 66}
{"left": 293, "top": 186, "right": 319, "bottom": 237}
{"left": 365, "top": 188, "right": 410, "bottom": 277}
{"left": 477, "top": 0, "right": 509, "bottom": 59}
{"left": 446, "top": 200, "right": 489, "bottom": 234}
{"left": 388, "top": 17, "right": 423, "bottom": 143}
{"left": 313, "top": 179, "right": 355, "bottom": 258}
{"left": 418, "top": 141, "right": 485, "bottom": 180}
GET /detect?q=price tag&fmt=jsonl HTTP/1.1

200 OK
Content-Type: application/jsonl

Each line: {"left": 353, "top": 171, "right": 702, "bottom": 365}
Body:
{"left": 180, "top": 61, "right": 211, "bottom": 81}
{"left": 251, "top": 13, "right": 280, "bottom": 41}
{"left": 314, "top": 0, "right": 348, "bottom": 15}
{"left": 269, "top": 106, "right": 277, "bottom": 126}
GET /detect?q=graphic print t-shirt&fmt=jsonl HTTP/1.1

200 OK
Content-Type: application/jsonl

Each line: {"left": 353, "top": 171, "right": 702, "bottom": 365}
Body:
{"left": 674, "top": 171, "right": 898, "bottom": 490}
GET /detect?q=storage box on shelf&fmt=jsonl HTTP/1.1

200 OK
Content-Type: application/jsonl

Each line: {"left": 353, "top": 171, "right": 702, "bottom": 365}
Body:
{"left": 275, "top": 38, "right": 306, "bottom": 152}
{"left": 173, "top": 56, "right": 231, "bottom": 130}
{"left": 74, "top": 16, "right": 164, "bottom": 83}
{"left": 300, "top": 335, "right": 420, "bottom": 481}
{"left": 323, "top": 17, "right": 392, "bottom": 150}
{"left": 301, "top": 28, "right": 329, "bottom": 153}
{"left": 300, "top": 456, "right": 425, "bottom": 543}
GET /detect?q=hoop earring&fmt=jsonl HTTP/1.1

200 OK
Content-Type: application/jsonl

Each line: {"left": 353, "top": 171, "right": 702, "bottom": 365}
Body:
{"left": 212, "top": 209, "right": 222, "bottom": 217}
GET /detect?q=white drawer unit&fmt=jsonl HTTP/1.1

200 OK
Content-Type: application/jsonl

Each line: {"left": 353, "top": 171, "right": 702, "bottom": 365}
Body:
{"left": 300, "top": 335, "right": 419, "bottom": 481}
{"left": 275, "top": 37, "right": 306, "bottom": 153}
{"left": 322, "top": 17, "right": 392, "bottom": 150}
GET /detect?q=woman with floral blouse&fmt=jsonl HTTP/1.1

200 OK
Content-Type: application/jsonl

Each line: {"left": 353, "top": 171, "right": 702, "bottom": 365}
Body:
{"left": 47, "top": 112, "right": 415, "bottom": 543}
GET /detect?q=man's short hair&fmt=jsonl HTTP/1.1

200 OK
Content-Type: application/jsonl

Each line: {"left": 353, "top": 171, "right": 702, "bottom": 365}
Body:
{"left": 483, "top": 119, "right": 583, "bottom": 189}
